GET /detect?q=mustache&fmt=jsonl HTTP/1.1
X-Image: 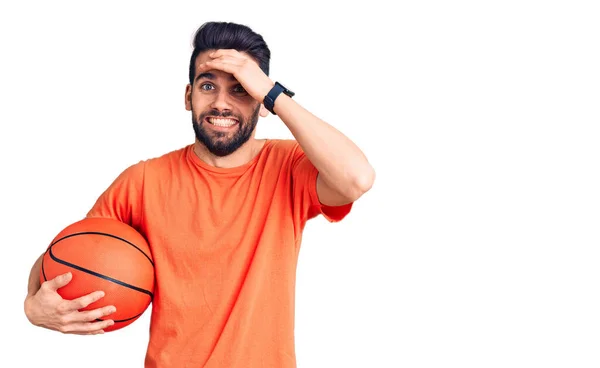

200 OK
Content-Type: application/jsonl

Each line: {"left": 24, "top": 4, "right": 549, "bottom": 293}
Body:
{"left": 201, "top": 109, "right": 239, "bottom": 119}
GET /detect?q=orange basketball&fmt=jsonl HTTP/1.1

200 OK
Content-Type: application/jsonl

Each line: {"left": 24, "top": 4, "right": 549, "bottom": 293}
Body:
{"left": 40, "top": 217, "right": 155, "bottom": 332}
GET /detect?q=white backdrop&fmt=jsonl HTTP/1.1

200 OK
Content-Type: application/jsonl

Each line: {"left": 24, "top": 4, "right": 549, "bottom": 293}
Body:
{"left": 1, "top": 1, "right": 599, "bottom": 367}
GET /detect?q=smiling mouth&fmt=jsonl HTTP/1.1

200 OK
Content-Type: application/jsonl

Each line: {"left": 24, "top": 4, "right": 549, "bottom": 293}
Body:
{"left": 205, "top": 117, "right": 239, "bottom": 127}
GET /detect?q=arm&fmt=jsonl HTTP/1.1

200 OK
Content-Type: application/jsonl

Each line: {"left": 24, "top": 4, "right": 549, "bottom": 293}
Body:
{"left": 273, "top": 95, "right": 375, "bottom": 206}
{"left": 26, "top": 253, "right": 43, "bottom": 298}
{"left": 24, "top": 253, "right": 116, "bottom": 334}
{"left": 25, "top": 161, "right": 144, "bottom": 333}
{"left": 199, "top": 50, "right": 375, "bottom": 206}
{"left": 24, "top": 122, "right": 144, "bottom": 333}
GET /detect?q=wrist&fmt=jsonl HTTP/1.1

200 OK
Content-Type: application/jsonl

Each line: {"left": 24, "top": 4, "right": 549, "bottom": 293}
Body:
{"left": 259, "top": 80, "right": 275, "bottom": 100}
{"left": 263, "top": 82, "right": 295, "bottom": 115}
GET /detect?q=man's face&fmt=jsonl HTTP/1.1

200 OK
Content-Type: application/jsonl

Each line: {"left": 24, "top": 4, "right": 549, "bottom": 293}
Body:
{"left": 185, "top": 51, "right": 263, "bottom": 157}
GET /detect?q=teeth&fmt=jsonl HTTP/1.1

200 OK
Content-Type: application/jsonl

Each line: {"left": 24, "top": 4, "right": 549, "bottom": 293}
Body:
{"left": 208, "top": 118, "right": 237, "bottom": 127}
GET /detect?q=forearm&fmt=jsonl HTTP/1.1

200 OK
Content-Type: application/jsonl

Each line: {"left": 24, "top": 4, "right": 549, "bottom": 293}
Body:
{"left": 27, "top": 254, "right": 43, "bottom": 297}
{"left": 273, "top": 95, "right": 375, "bottom": 199}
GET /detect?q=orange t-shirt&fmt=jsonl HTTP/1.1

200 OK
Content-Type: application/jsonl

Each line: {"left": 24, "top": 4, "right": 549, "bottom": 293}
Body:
{"left": 86, "top": 139, "right": 352, "bottom": 367}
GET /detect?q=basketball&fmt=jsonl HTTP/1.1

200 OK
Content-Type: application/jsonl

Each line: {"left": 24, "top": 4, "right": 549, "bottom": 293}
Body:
{"left": 40, "top": 217, "right": 155, "bottom": 332}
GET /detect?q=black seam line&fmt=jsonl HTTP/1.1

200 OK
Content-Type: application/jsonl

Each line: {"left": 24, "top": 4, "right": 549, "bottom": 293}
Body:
{"left": 96, "top": 311, "right": 144, "bottom": 324}
{"left": 52, "top": 231, "right": 154, "bottom": 267}
{"left": 48, "top": 245, "right": 154, "bottom": 300}
{"left": 44, "top": 248, "right": 148, "bottom": 323}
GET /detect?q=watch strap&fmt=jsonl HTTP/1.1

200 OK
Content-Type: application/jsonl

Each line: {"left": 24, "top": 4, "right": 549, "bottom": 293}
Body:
{"left": 264, "top": 82, "right": 294, "bottom": 115}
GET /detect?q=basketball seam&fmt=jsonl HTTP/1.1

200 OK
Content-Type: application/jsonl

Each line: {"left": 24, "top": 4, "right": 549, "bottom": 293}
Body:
{"left": 53, "top": 231, "right": 154, "bottom": 267}
{"left": 96, "top": 311, "right": 144, "bottom": 324}
{"left": 48, "top": 245, "right": 154, "bottom": 300}
{"left": 47, "top": 234, "right": 155, "bottom": 301}
{"left": 42, "top": 248, "right": 153, "bottom": 323}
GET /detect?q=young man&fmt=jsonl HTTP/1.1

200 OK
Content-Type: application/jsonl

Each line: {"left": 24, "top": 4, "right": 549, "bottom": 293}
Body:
{"left": 24, "top": 21, "right": 375, "bottom": 367}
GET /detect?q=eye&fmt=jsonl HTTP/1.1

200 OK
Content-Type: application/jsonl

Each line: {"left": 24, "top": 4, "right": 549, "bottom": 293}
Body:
{"left": 232, "top": 85, "right": 247, "bottom": 94}
{"left": 200, "top": 83, "right": 214, "bottom": 91}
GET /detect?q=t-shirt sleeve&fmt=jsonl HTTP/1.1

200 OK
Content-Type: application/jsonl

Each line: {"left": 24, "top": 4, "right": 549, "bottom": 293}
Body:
{"left": 290, "top": 142, "right": 353, "bottom": 222}
{"left": 86, "top": 161, "right": 145, "bottom": 228}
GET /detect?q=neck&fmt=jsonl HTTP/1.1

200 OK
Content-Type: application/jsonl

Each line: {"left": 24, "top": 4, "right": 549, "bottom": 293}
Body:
{"left": 193, "top": 138, "right": 265, "bottom": 169}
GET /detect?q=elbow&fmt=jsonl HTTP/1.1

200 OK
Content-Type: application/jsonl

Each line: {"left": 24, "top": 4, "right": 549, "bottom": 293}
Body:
{"left": 348, "top": 165, "right": 376, "bottom": 201}
{"left": 357, "top": 165, "right": 375, "bottom": 193}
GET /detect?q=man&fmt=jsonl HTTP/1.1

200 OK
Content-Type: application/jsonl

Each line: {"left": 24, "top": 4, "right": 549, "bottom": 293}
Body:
{"left": 24, "top": 21, "right": 374, "bottom": 367}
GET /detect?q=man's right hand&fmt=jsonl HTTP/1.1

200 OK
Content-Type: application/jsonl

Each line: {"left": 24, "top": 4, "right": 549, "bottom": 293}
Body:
{"left": 24, "top": 272, "right": 116, "bottom": 335}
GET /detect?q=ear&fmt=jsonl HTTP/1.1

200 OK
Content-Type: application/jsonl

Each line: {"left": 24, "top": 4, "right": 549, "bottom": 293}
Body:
{"left": 185, "top": 84, "right": 192, "bottom": 111}
{"left": 259, "top": 104, "right": 269, "bottom": 117}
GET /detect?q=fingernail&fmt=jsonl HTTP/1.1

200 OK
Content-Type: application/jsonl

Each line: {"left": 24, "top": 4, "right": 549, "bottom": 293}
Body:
{"left": 110, "top": 307, "right": 117, "bottom": 313}
{"left": 109, "top": 320, "right": 115, "bottom": 326}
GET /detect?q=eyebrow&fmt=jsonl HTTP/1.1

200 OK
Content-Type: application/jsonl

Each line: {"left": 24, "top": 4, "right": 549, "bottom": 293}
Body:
{"left": 195, "top": 72, "right": 238, "bottom": 84}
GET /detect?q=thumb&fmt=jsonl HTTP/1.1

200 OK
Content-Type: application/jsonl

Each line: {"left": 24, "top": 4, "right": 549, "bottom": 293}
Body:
{"left": 45, "top": 272, "right": 72, "bottom": 292}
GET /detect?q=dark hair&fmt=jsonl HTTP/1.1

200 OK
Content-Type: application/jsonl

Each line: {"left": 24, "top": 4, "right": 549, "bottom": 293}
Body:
{"left": 188, "top": 22, "right": 271, "bottom": 85}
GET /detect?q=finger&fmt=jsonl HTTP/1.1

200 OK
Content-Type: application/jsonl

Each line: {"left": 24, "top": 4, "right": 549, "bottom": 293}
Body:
{"left": 198, "top": 57, "right": 244, "bottom": 72}
{"left": 204, "top": 55, "right": 260, "bottom": 72}
{"left": 212, "top": 55, "right": 246, "bottom": 65}
{"left": 70, "top": 330, "right": 105, "bottom": 336}
{"left": 197, "top": 60, "right": 240, "bottom": 75}
{"left": 209, "top": 49, "right": 243, "bottom": 59}
{"left": 76, "top": 305, "right": 117, "bottom": 323}
{"left": 43, "top": 272, "right": 72, "bottom": 292}
{"left": 62, "top": 290, "right": 105, "bottom": 312}
{"left": 61, "top": 319, "right": 115, "bottom": 334}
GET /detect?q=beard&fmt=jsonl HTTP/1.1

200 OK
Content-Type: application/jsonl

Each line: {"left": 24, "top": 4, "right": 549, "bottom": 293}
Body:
{"left": 192, "top": 104, "right": 260, "bottom": 157}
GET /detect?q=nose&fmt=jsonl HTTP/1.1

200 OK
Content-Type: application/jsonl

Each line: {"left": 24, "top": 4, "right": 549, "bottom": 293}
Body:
{"left": 210, "top": 89, "right": 233, "bottom": 112}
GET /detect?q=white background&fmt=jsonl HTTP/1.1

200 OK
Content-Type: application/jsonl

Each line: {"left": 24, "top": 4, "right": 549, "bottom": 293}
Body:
{"left": 1, "top": 0, "right": 599, "bottom": 367}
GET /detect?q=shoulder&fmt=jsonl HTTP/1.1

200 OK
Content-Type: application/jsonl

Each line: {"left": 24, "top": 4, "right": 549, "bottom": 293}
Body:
{"left": 268, "top": 139, "right": 300, "bottom": 150}
{"left": 146, "top": 145, "right": 189, "bottom": 164}
{"left": 263, "top": 139, "right": 303, "bottom": 160}
{"left": 114, "top": 145, "right": 190, "bottom": 182}
{"left": 140, "top": 145, "right": 190, "bottom": 171}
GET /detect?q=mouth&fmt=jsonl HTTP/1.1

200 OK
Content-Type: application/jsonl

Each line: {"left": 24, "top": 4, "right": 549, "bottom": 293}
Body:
{"left": 205, "top": 117, "right": 239, "bottom": 128}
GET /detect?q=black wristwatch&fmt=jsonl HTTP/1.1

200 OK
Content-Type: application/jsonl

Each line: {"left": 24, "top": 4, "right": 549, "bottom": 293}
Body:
{"left": 263, "top": 82, "right": 295, "bottom": 115}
